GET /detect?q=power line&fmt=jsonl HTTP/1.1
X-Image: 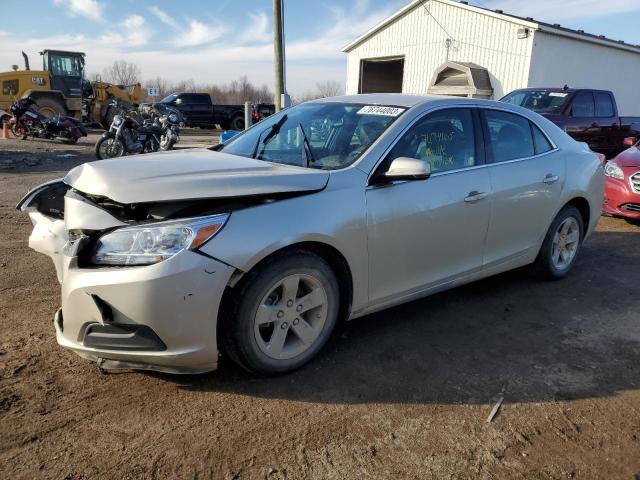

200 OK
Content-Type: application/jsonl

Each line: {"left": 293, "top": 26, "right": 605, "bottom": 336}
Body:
{"left": 419, "top": 0, "right": 456, "bottom": 41}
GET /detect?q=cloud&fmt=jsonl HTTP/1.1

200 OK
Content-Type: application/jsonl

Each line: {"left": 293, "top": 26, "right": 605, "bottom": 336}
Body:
{"left": 173, "top": 19, "right": 227, "bottom": 47}
{"left": 53, "top": 0, "right": 104, "bottom": 22}
{"left": 3, "top": 0, "right": 399, "bottom": 93}
{"left": 482, "top": 0, "right": 640, "bottom": 22}
{"left": 240, "top": 11, "right": 271, "bottom": 44}
{"left": 149, "top": 5, "right": 179, "bottom": 30}
{"left": 100, "top": 15, "right": 151, "bottom": 47}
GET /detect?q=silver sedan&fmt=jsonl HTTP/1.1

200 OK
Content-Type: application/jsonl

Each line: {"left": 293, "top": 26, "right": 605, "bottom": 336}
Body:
{"left": 19, "top": 94, "right": 604, "bottom": 375}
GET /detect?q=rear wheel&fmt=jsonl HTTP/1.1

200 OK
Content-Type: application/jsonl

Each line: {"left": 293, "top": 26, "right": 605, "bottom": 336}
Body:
{"left": 220, "top": 251, "right": 339, "bottom": 375}
{"left": 532, "top": 205, "right": 584, "bottom": 279}
{"left": 230, "top": 114, "right": 244, "bottom": 131}
{"left": 95, "top": 133, "right": 125, "bottom": 159}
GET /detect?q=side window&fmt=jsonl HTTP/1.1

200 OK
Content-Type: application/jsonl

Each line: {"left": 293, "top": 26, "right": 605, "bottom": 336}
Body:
{"left": 386, "top": 109, "right": 476, "bottom": 174}
{"left": 2, "top": 80, "right": 18, "bottom": 96}
{"left": 531, "top": 122, "right": 553, "bottom": 155}
{"left": 571, "top": 92, "right": 595, "bottom": 117}
{"left": 595, "top": 92, "right": 614, "bottom": 117}
{"left": 483, "top": 110, "right": 535, "bottom": 162}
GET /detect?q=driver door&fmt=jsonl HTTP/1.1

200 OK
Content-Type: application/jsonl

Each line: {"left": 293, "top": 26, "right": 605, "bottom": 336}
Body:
{"left": 365, "top": 108, "right": 492, "bottom": 305}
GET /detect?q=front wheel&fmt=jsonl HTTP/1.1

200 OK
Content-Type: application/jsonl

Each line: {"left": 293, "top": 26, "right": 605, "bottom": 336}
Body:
{"left": 220, "top": 251, "right": 339, "bottom": 375}
{"left": 95, "top": 134, "right": 126, "bottom": 159}
{"left": 532, "top": 205, "right": 584, "bottom": 279}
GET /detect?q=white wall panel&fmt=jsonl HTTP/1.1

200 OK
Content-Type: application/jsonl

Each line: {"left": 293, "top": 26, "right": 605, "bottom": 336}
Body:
{"left": 528, "top": 32, "right": 640, "bottom": 115}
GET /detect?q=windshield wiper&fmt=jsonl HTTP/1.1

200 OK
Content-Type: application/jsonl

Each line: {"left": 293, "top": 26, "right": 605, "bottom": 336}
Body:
{"left": 253, "top": 114, "right": 288, "bottom": 159}
{"left": 298, "top": 123, "right": 315, "bottom": 167}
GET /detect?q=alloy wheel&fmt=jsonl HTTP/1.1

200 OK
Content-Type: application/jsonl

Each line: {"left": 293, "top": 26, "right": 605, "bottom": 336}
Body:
{"left": 551, "top": 217, "right": 580, "bottom": 270}
{"left": 253, "top": 273, "right": 328, "bottom": 360}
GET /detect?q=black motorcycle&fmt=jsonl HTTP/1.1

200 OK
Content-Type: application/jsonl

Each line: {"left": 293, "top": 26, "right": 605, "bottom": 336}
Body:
{"left": 95, "top": 101, "right": 164, "bottom": 159}
{"left": 139, "top": 103, "right": 184, "bottom": 151}
{"left": 10, "top": 98, "right": 87, "bottom": 144}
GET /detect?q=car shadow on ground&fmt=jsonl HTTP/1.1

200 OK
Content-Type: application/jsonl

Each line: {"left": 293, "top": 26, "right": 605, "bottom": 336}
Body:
{"left": 149, "top": 229, "right": 640, "bottom": 406}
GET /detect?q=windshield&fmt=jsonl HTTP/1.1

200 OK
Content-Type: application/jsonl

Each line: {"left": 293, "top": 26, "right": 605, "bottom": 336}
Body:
{"left": 48, "top": 54, "right": 83, "bottom": 77}
{"left": 501, "top": 90, "right": 571, "bottom": 114}
{"left": 217, "top": 102, "right": 405, "bottom": 170}
{"left": 160, "top": 93, "right": 178, "bottom": 103}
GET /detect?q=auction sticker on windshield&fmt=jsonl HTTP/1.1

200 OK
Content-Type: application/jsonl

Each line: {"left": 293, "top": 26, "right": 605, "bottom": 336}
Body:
{"left": 357, "top": 106, "right": 405, "bottom": 116}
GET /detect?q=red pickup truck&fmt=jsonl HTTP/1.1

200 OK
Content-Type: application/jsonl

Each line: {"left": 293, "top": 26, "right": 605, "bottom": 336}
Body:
{"left": 500, "top": 88, "right": 640, "bottom": 159}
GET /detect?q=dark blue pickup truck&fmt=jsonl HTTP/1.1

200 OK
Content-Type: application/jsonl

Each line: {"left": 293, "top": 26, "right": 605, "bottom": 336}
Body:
{"left": 159, "top": 92, "right": 274, "bottom": 130}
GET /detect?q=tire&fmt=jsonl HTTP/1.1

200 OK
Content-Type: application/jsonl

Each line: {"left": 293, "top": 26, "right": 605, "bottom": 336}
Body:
{"left": 532, "top": 205, "right": 584, "bottom": 280}
{"left": 230, "top": 114, "right": 244, "bottom": 131}
{"left": 32, "top": 97, "right": 65, "bottom": 118}
{"left": 220, "top": 250, "right": 340, "bottom": 375}
{"left": 95, "top": 133, "right": 125, "bottom": 159}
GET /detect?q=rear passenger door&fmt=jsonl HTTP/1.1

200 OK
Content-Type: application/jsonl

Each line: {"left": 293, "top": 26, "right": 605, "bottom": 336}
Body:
{"left": 565, "top": 91, "right": 602, "bottom": 150}
{"left": 481, "top": 109, "right": 564, "bottom": 267}
{"left": 593, "top": 91, "right": 622, "bottom": 156}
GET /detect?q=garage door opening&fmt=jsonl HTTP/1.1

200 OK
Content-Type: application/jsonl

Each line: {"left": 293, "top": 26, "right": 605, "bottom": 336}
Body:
{"left": 359, "top": 57, "right": 404, "bottom": 94}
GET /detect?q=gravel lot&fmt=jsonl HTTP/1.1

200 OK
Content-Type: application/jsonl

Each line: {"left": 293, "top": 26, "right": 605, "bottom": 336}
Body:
{"left": 1, "top": 134, "right": 639, "bottom": 479}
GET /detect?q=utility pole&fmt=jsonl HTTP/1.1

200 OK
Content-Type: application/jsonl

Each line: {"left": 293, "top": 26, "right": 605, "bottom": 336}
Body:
{"left": 273, "top": 0, "right": 284, "bottom": 112}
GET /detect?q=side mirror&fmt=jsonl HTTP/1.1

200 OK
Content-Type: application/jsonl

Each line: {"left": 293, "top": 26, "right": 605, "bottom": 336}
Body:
{"left": 623, "top": 136, "right": 638, "bottom": 147}
{"left": 384, "top": 157, "right": 431, "bottom": 181}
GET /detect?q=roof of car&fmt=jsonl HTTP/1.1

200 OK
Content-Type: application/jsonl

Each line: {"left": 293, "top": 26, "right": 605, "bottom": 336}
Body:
{"left": 312, "top": 93, "right": 462, "bottom": 108}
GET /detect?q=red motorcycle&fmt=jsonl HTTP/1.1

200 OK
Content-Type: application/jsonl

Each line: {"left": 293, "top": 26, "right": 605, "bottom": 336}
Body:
{"left": 9, "top": 98, "right": 87, "bottom": 144}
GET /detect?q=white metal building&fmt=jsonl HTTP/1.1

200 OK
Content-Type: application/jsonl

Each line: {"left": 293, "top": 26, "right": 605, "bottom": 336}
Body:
{"left": 342, "top": 0, "right": 640, "bottom": 115}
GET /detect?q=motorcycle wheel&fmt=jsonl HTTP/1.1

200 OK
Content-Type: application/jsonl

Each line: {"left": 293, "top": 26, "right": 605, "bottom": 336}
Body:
{"left": 95, "top": 134, "right": 126, "bottom": 159}
{"left": 160, "top": 135, "right": 176, "bottom": 151}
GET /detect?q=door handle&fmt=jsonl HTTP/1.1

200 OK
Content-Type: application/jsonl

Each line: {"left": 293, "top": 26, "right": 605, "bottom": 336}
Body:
{"left": 464, "top": 191, "right": 488, "bottom": 203}
{"left": 543, "top": 174, "right": 559, "bottom": 185}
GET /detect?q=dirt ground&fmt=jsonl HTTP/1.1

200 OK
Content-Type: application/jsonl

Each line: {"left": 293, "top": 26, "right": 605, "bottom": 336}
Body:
{"left": 1, "top": 134, "right": 639, "bottom": 479}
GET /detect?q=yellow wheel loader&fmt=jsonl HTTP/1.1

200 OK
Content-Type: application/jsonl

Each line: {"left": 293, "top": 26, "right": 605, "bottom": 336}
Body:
{"left": 0, "top": 50, "right": 141, "bottom": 129}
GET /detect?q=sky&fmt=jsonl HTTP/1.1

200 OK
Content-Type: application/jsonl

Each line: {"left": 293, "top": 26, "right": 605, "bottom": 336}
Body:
{"left": 0, "top": 0, "right": 639, "bottom": 96}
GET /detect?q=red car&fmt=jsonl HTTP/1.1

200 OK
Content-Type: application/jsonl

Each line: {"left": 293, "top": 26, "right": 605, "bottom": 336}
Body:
{"left": 602, "top": 137, "right": 640, "bottom": 220}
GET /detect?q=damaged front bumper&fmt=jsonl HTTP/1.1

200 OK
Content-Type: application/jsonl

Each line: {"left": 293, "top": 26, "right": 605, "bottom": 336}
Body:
{"left": 20, "top": 179, "right": 236, "bottom": 374}
{"left": 54, "top": 251, "right": 234, "bottom": 373}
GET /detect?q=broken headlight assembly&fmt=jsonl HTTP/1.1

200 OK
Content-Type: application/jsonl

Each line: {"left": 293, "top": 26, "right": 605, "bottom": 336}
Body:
{"left": 91, "top": 213, "right": 229, "bottom": 266}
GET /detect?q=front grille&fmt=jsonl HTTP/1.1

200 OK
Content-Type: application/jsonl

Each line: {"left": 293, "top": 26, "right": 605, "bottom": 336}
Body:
{"left": 631, "top": 172, "right": 640, "bottom": 194}
{"left": 622, "top": 203, "right": 640, "bottom": 213}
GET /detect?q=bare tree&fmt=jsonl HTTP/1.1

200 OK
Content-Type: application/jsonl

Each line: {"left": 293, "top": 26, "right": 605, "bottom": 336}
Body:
{"left": 141, "top": 76, "right": 274, "bottom": 105}
{"left": 142, "top": 77, "right": 172, "bottom": 101}
{"left": 315, "top": 80, "right": 343, "bottom": 98}
{"left": 102, "top": 60, "right": 141, "bottom": 86}
{"left": 294, "top": 81, "right": 344, "bottom": 104}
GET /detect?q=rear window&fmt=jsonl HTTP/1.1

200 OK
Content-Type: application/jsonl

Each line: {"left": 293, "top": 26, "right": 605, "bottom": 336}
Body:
{"left": 483, "top": 110, "right": 535, "bottom": 162}
{"left": 595, "top": 92, "right": 614, "bottom": 117}
{"left": 181, "top": 94, "right": 210, "bottom": 104}
{"left": 571, "top": 92, "right": 595, "bottom": 117}
{"left": 531, "top": 123, "right": 553, "bottom": 155}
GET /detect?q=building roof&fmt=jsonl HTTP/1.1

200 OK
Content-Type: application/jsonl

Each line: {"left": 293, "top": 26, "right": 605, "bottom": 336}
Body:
{"left": 342, "top": 0, "right": 640, "bottom": 55}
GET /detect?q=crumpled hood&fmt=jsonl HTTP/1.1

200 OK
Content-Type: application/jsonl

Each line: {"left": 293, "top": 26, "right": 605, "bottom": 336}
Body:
{"left": 64, "top": 148, "right": 330, "bottom": 204}
{"left": 615, "top": 146, "right": 640, "bottom": 168}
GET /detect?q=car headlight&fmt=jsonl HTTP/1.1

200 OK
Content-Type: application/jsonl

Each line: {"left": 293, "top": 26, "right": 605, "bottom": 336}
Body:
{"left": 168, "top": 113, "right": 178, "bottom": 123}
{"left": 112, "top": 115, "right": 123, "bottom": 127}
{"left": 92, "top": 213, "right": 229, "bottom": 266}
{"left": 604, "top": 161, "right": 624, "bottom": 180}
